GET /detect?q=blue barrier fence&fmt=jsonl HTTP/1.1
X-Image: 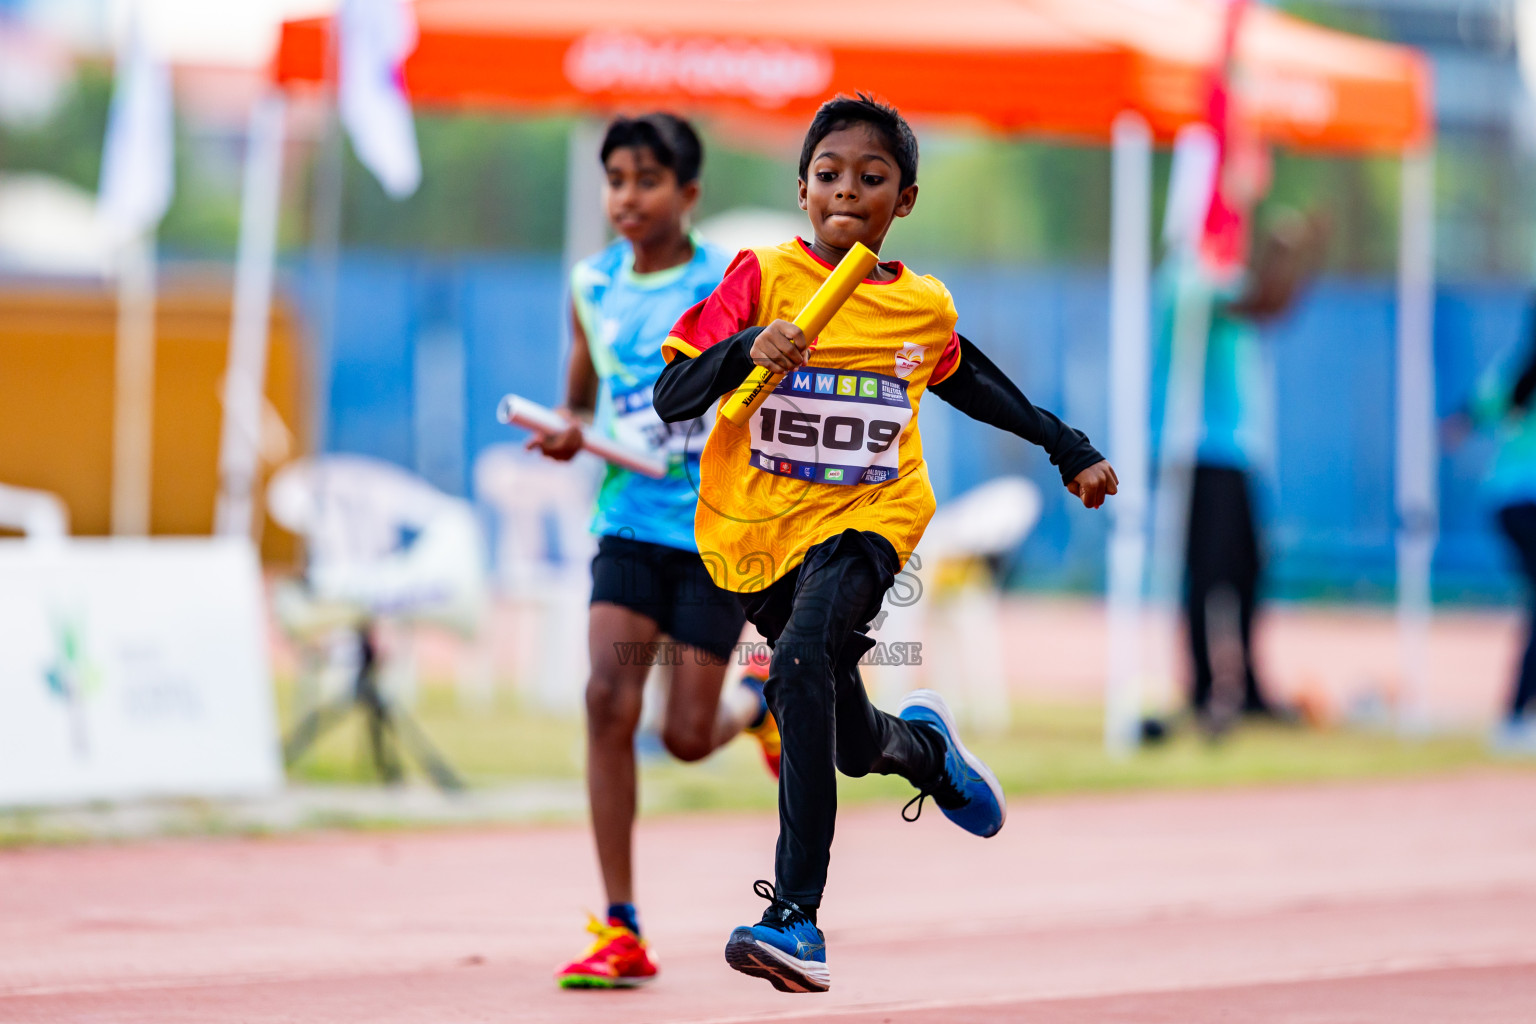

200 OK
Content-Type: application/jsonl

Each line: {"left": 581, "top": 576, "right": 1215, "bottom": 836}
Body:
{"left": 291, "top": 253, "right": 1533, "bottom": 603}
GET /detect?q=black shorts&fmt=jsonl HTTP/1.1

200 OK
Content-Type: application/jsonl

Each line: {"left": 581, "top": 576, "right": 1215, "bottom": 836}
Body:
{"left": 590, "top": 534, "right": 746, "bottom": 661}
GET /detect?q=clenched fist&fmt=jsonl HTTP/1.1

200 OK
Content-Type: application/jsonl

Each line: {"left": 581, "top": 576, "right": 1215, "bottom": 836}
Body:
{"left": 750, "top": 319, "right": 812, "bottom": 374}
{"left": 1067, "top": 460, "right": 1118, "bottom": 509}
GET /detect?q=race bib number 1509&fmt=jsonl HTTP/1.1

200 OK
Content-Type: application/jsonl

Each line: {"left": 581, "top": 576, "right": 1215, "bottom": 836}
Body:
{"left": 747, "top": 366, "right": 912, "bottom": 486}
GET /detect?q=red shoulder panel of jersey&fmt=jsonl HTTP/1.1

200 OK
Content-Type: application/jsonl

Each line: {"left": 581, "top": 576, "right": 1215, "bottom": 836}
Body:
{"left": 663, "top": 248, "right": 762, "bottom": 361}
{"left": 929, "top": 331, "right": 962, "bottom": 385}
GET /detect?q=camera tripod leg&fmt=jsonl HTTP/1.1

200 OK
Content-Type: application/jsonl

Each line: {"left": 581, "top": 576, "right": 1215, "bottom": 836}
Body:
{"left": 364, "top": 698, "right": 404, "bottom": 783}
{"left": 284, "top": 626, "right": 464, "bottom": 790}
{"left": 353, "top": 635, "right": 408, "bottom": 784}
{"left": 356, "top": 630, "right": 461, "bottom": 789}
{"left": 391, "top": 712, "right": 465, "bottom": 791}
{"left": 282, "top": 697, "right": 355, "bottom": 766}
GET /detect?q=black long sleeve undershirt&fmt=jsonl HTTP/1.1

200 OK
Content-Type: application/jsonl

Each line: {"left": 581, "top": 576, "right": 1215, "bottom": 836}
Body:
{"left": 653, "top": 327, "right": 762, "bottom": 422}
{"left": 652, "top": 329, "right": 1102, "bottom": 485}
{"left": 929, "top": 334, "right": 1104, "bottom": 485}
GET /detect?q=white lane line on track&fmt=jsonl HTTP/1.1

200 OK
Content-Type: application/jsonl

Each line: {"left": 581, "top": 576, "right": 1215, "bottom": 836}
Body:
{"left": 678, "top": 951, "right": 1536, "bottom": 1024}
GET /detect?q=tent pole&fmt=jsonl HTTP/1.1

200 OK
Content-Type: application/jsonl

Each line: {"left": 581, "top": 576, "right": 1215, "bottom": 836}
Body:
{"left": 110, "top": 230, "right": 157, "bottom": 536}
{"left": 308, "top": 34, "right": 345, "bottom": 455}
{"left": 1395, "top": 146, "right": 1437, "bottom": 734}
{"left": 215, "top": 90, "right": 288, "bottom": 540}
{"left": 562, "top": 119, "right": 608, "bottom": 280}
{"left": 1105, "top": 110, "right": 1153, "bottom": 754}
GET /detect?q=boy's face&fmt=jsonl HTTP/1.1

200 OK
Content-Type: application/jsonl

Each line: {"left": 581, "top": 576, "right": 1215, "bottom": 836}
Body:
{"left": 798, "top": 123, "right": 918, "bottom": 253}
{"left": 603, "top": 145, "right": 699, "bottom": 247}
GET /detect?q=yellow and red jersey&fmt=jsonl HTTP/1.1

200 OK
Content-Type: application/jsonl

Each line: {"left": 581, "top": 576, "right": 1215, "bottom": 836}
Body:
{"left": 663, "top": 238, "right": 961, "bottom": 594}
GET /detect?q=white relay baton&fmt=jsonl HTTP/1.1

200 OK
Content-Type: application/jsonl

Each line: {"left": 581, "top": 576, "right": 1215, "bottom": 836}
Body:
{"left": 497, "top": 394, "right": 669, "bottom": 479}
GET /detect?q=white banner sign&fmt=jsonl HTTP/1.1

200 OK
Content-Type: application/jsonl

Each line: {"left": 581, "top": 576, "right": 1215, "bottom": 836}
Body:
{"left": 0, "top": 538, "right": 281, "bottom": 806}
{"left": 564, "top": 32, "right": 832, "bottom": 109}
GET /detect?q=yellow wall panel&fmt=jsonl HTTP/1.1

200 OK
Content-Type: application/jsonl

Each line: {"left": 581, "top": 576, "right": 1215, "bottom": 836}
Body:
{"left": 0, "top": 281, "right": 307, "bottom": 564}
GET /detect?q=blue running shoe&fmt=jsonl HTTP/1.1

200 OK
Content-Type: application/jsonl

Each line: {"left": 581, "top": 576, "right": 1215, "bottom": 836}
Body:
{"left": 723, "top": 880, "right": 829, "bottom": 993}
{"left": 898, "top": 689, "right": 1007, "bottom": 838}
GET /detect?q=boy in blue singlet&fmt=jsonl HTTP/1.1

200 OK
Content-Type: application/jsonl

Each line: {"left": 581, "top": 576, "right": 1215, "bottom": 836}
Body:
{"left": 529, "top": 113, "right": 780, "bottom": 989}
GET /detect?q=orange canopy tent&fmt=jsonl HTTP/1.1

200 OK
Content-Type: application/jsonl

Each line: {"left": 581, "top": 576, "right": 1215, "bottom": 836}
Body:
{"left": 220, "top": 0, "right": 1437, "bottom": 745}
{"left": 1035, "top": 0, "right": 1430, "bottom": 153}
{"left": 270, "top": 0, "right": 1429, "bottom": 153}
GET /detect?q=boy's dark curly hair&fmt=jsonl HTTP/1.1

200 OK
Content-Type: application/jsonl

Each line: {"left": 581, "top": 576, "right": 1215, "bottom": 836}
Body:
{"left": 798, "top": 92, "right": 918, "bottom": 191}
{"left": 600, "top": 112, "right": 704, "bottom": 185}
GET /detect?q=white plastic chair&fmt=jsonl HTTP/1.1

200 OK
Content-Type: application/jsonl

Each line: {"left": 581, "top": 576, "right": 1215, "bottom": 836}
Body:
{"left": 0, "top": 483, "right": 69, "bottom": 542}
{"left": 473, "top": 444, "right": 600, "bottom": 713}
{"left": 875, "top": 476, "right": 1043, "bottom": 732}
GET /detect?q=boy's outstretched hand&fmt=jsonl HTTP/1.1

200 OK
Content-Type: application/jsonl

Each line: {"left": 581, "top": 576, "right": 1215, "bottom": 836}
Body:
{"left": 526, "top": 408, "right": 584, "bottom": 461}
{"left": 1068, "top": 460, "right": 1118, "bottom": 509}
{"left": 751, "top": 319, "right": 812, "bottom": 374}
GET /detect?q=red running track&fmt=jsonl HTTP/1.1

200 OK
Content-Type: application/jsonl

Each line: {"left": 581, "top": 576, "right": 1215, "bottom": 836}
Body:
{"left": 3, "top": 772, "right": 1535, "bottom": 1023}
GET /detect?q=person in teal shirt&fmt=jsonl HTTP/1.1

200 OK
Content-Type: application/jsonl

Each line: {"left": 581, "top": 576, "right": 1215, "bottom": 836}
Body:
{"left": 1152, "top": 212, "right": 1325, "bottom": 733}
{"left": 1457, "top": 308, "right": 1536, "bottom": 753}
{"left": 528, "top": 113, "right": 780, "bottom": 987}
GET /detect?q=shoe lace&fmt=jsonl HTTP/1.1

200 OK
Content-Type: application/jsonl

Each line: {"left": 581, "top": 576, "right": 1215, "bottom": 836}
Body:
{"left": 579, "top": 913, "right": 634, "bottom": 957}
{"left": 901, "top": 761, "right": 964, "bottom": 823}
{"left": 752, "top": 879, "right": 812, "bottom": 928}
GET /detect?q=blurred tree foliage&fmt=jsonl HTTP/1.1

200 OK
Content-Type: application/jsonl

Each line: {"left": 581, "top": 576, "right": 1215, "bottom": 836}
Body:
{"left": 890, "top": 134, "right": 1112, "bottom": 266}
{"left": 696, "top": 136, "right": 803, "bottom": 219}
{"left": 0, "top": 63, "right": 111, "bottom": 190}
{"left": 0, "top": 64, "right": 246, "bottom": 257}
{"left": 1262, "top": 153, "right": 1402, "bottom": 275}
{"left": 334, "top": 114, "right": 568, "bottom": 250}
{"left": 0, "top": 56, "right": 1528, "bottom": 282}
{"left": 316, "top": 116, "right": 1124, "bottom": 265}
{"left": 1281, "top": 1, "right": 1384, "bottom": 40}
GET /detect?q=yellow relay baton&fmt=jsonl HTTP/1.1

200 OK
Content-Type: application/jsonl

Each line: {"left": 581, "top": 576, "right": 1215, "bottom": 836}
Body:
{"left": 719, "top": 241, "right": 880, "bottom": 427}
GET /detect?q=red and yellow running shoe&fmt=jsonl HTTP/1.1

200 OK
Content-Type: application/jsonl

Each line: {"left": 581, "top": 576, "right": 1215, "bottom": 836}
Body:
{"left": 555, "top": 915, "right": 658, "bottom": 989}
{"left": 740, "top": 667, "right": 781, "bottom": 779}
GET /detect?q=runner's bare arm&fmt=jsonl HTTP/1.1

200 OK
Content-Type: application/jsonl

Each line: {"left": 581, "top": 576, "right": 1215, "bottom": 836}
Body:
{"left": 528, "top": 302, "right": 600, "bottom": 460}
{"left": 563, "top": 302, "right": 601, "bottom": 416}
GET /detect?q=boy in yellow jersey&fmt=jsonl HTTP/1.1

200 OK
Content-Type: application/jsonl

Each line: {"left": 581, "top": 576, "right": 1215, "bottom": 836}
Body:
{"left": 653, "top": 94, "right": 1117, "bottom": 993}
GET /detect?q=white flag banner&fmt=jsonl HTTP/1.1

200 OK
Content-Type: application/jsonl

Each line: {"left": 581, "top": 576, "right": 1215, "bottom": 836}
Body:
{"left": 1520, "top": 0, "right": 1536, "bottom": 97}
{"left": 338, "top": 0, "right": 421, "bottom": 199}
{"left": 98, "top": 17, "right": 173, "bottom": 240}
{"left": 1161, "top": 123, "right": 1217, "bottom": 255}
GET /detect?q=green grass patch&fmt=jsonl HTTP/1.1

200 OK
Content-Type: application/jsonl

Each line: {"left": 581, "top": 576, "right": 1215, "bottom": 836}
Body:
{"left": 278, "top": 683, "right": 1525, "bottom": 813}
{"left": 278, "top": 682, "right": 584, "bottom": 786}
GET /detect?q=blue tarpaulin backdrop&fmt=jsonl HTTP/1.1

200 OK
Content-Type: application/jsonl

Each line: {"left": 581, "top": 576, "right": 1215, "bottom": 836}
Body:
{"left": 292, "top": 254, "right": 1532, "bottom": 603}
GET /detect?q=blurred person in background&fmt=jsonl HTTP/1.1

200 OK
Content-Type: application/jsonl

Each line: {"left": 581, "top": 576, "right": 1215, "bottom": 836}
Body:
{"left": 1448, "top": 299, "right": 1536, "bottom": 755}
{"left": 1155, "top": 209, "right": 1328, "bottom": 736}
{"left": 528, "top": 113, "right": 779, "bottom": 989}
